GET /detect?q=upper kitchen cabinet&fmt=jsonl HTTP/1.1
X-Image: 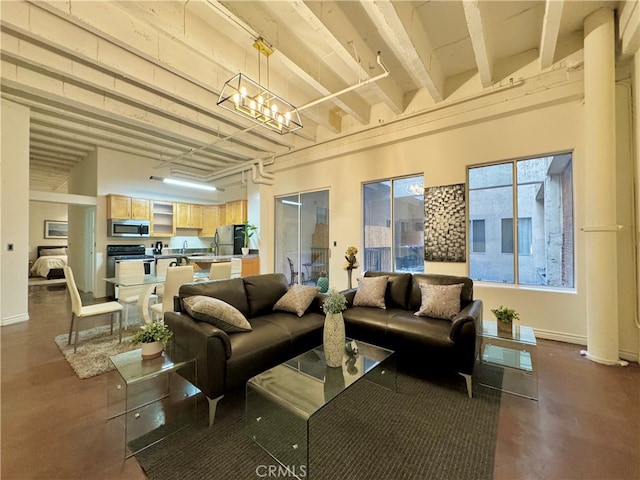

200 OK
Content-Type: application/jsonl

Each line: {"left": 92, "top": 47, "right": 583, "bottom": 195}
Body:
{"left": 151, "top": 201, "right": 176, "bottom": 237}
{"left": 107, "top": 194, "right": 150, "bottom": 220}
{"left": 176, "top": 203, "right": 203, "bottom": 229}
{"left": 225, "top": 200, "right": 247, "bottom": 225}
{"left": 201, "top": 205, "right": 222, "bottom": 237}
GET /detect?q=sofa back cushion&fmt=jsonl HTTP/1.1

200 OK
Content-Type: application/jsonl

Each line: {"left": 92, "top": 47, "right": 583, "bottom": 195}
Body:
{"left": 364, "top": 271, "right": 412, "bottom": 310}
{"left": 409, "top": 274, "right": 473, "bottom": 311}
{"left": 178, "top": 278, "right": 251, "bottom": 318}
{"left": 243, "top": 273, "right": 290, "bottom": 318}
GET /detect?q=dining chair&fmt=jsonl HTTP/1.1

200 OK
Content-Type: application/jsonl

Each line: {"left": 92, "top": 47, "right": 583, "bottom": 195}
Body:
{"left": 154, "top": 257, "right": 177, "bottom": 300}
{"left": 64, "top": 266, "right": 123, "bottom": 353}
{"left": 287, "top": 257, "right": 304, "bottom": 286}
{"left": 208, "top": 262, "right": 232, "bottom": 280}
{"left": 117, "top": 260, "right": 156, "bottom": 329}
{"left": 150, "top": 265, "right": 194, "bottom": 321}
{"left": 230, "top": 257, "right": 243, "bottom": 279}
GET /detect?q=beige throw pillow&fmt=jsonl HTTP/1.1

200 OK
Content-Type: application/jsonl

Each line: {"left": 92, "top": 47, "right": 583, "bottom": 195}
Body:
{"left": 273, "top": 284, "right": 320, "bottom": 317}
{"left": 183, "top": 295, "right": 252, "bottom": 333}
{"left": 353, "top": 275, "right": 388, "bottom": 309}
{"left": 414, "top": 283, "right": 464, "bottom": 320}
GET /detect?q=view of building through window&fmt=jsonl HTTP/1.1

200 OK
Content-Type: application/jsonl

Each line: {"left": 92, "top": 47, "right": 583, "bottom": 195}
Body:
{"left": 468, "top": 153, "right": 574, "bottom": 287}
{"left": 363, "top": 175, "right": 425, "bottom": 273}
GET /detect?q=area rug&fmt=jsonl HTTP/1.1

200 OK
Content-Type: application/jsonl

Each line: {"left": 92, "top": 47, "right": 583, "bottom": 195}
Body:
{"left": 135, "top": 372, "right": 501, "bottom": 480}
{"left": 54, "top": 325, "right": 137, "bottom": 379}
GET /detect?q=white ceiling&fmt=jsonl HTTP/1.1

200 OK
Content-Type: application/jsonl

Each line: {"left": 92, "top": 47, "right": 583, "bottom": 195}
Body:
{"left": 0, "top": 0, "right": 633, "bottom": 193}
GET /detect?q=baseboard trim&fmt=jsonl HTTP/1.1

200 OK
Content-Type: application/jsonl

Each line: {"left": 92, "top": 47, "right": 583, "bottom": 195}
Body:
{"left": 534, "top": 328, "right": 638, "bottom": 364}
{"left": 2, "top": 313, "right": 30, "bottom": 326}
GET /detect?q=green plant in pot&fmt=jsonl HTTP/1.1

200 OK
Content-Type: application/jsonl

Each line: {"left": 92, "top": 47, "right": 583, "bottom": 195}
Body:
{"left": 238, "top": 221, "right": 257, "bottom": 254}
{"left": 130, "top": 321, "right": 173, "bottom": 359}
{"left": 491, "top": 305, "right": 519, "bottom": 336}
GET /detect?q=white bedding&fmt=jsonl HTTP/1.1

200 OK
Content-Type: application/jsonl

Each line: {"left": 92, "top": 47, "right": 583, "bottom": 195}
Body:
{"left": 31, "top": 255, "right": 67, "bottom": 278}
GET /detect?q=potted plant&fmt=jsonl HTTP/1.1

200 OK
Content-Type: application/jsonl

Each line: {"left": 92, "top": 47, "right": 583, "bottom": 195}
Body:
{"left": 322, "top": 289, "right": 347, "bottom": 367}
{"left": 130, "top": 321, "right": 173, "bottom": 359}
{"left": 491, "top": 305, "right": 519, "bottom": 336}
{"left": 239, "top": 221, "right": 257, "bottom": 255}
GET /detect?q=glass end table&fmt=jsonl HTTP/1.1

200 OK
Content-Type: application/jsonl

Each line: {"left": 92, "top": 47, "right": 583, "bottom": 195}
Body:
{"left": 107, "top": 343, "right": 199, "bottom": 457}
{"left": 477, "top": 320, "right": 538, "bottom": 400}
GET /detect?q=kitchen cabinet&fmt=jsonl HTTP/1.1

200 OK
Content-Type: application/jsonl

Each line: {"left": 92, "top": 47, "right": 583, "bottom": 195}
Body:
{"left": 176, "top": 203, "right": 203, "bottom": 229}
{"left": 200, "top": 205, "right": 222, "bottom": 237}
{"left": 107, "top": 195, "right": 150, "bottom": 220}
{"left": 241, "top": 256, "right": 260, "bottom": 276}
{"left": 151, "top": 201, "right": 176, "bottom": 237}
{"left": 225, "top": 200, "right": 247, "bottom": 225}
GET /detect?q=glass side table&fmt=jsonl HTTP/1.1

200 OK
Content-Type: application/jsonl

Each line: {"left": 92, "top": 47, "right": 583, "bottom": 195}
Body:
{"left": 477, "top": 320, "right": 538, "bottom": 400}
{"left": 107, "top": 344, "right": 198, "bottom": 457}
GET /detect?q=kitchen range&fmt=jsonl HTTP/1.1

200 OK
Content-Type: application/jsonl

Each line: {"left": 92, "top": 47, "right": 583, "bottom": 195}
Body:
{"left": 106, "top": 244, "right": 155, "bottom": 299}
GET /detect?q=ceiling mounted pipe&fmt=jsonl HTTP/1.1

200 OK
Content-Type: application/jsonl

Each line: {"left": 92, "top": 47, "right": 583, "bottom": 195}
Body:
{"left": 251, "top": 164, "right": 274, "bottom": 185}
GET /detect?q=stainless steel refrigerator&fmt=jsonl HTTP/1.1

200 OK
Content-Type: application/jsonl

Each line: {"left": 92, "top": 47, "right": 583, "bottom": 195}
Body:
{"left": 214, "top": 224, "right": 246, "bottom": 255}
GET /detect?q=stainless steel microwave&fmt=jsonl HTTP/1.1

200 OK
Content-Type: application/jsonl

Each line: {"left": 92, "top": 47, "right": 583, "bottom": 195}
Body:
{"left": 107, "top": 219, "right": 151, "bottom": 237}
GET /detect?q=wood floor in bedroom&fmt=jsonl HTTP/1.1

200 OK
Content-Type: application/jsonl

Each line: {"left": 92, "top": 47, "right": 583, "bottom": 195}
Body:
{"left": 1, "top": 286, "right": 639, "bottom": 480}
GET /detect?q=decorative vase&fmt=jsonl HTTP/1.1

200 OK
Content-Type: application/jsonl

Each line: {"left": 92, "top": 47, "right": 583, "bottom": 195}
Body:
{"left": 141, "top": 341, "right": 163, "bottom": 360}
{"left": 347, "top": 269, "right": 353, "bottom": 289}
{"left": 317, "top": 272, "right": 329, "bottom": 293}
{"left": 323, "top": 312, "right": 346, "bottom": 367}
{"left": 241, "top": 247, "right": 249, "bottom": 256}
{"left": 497, "top": 320, "right": 512, "bottom": 337}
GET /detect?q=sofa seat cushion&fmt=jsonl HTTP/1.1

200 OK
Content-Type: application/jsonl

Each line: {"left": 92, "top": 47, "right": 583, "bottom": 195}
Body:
{"left": 342, "top": 306, "right": 399, "bottom": 345}
{"left": 262, "top": 311, "right": 325, "bottom": 353}
{"left": 386, "top": 312, "right": 454, "bottom": 349}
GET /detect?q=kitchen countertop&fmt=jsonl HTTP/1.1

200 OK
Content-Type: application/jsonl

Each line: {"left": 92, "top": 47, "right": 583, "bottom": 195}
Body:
{"left": 188, "top": 254, "right": 259, "bottom": 262}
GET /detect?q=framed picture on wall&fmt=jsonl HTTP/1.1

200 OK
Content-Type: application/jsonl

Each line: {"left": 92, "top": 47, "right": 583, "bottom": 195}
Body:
{"left": 44, "top": 220, "right": 68, "bottom": 239}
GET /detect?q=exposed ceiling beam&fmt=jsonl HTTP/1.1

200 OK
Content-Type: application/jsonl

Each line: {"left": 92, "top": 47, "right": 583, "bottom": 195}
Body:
{"left": 539, "top": 0, "right": 564, "bottom": 69}
{"left": 361, "top": 0, "right": 444, "bottom": 103}
{"left": 462, "top": 0, "right": 493, "bottom": 88}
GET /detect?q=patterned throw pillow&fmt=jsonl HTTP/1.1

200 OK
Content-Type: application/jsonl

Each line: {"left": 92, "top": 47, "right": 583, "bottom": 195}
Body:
{"left": 183, "top": 295, "right": 252, "bottom": 333}
{"left": 353, "top": 275, "right": 388, "bottom": 309}
{"left": 273, "top": 284, "right": 320, "bottom": 317}
{"left": 414, "top": 283, "right": 464, "bottom": 320}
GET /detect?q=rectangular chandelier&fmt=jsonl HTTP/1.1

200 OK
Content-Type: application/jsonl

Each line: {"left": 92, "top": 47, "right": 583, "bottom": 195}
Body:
{"left": 217, "top": 73, "right": 303, "bottom": 134}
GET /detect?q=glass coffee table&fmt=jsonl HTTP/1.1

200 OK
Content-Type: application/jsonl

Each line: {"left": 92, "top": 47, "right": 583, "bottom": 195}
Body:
{"left": 246, "top": 339, "right": 396, "bottom": 478}
{"left": 477, "top": 320, "right": 538, "bottom": 400}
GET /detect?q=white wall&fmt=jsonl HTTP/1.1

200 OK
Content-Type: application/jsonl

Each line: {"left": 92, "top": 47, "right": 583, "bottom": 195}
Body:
{"left": 28, "top": 202, "right": 68, "bottom": 261}
{"left": 1, "top": 99, "right": 30, "bottom": 325}
{"left": 265, "top": 74, "right": 638, "bottom": 359}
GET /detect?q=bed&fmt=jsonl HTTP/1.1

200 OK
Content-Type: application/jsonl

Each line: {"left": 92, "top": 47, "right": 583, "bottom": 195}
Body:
{"left": 31, "top": 246, "right": 67, "bottom": 279}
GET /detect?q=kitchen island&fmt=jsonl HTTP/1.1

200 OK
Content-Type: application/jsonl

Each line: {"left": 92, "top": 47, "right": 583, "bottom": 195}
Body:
{"left": 187, "top": 254, "right": 260, "bottom": 277}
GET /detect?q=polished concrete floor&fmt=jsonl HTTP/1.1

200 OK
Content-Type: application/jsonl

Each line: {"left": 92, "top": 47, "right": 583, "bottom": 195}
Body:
{"left": 2, "top": 286, "right": 639, "bottom": 479}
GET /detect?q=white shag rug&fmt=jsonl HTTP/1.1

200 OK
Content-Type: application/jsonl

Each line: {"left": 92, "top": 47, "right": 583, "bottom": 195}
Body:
{"left": 54, "top": 325, "right": 138, "bottom": 379}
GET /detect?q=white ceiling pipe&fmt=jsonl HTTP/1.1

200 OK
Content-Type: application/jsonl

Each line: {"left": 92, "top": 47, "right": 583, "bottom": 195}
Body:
{"left": 257, "top": 158, "right": 275, "bottom": 179}
{"left": 251, "top": 164, "right": 274, "bottom": 185}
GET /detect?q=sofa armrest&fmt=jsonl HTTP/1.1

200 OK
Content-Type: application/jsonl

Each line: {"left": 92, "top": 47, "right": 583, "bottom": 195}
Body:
{"left": 449, "top": 299, "right": 483, "bottom": 342}
{"left": 164, "top": 311, "right": 232, "bottom": 400}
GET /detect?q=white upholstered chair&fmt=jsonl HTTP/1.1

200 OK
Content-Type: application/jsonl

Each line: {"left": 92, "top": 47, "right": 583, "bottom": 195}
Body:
{"left": 150, "top": 265, "right": 194, "bottom": 321}
{"left": 154, "top": 257, "right": 177, "bottom": 300}
{"left": 117, "top": 260, "right": 156, "bottom": 329}
{"left": 64, "top": 266, "right": 123, "bottom": 353}
{"left": 208, "top": 262, "right": 232, "bottom": 280}
{"left": 230, "top": 258, "right": 242, "bottom": 279}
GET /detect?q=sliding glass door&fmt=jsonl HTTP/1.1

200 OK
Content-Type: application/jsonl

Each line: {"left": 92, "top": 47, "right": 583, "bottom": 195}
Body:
{"left": 275, "top": 190, "right": 329, "bottom": 287}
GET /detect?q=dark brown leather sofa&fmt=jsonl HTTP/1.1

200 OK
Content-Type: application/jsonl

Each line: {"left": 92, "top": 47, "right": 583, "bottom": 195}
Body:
{"left": 164, "top": 273, "right": 326, "bottom": 425}
{"left": 342, "top": 271, "right": 483, "bottom": 398}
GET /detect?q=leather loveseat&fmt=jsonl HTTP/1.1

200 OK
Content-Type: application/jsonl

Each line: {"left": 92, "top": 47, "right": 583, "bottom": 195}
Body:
{"left": 164, "top": 273, "right": 326, "bottom": 425}
{"left": 342, "top": 271, "right": 483, "bottom": 397}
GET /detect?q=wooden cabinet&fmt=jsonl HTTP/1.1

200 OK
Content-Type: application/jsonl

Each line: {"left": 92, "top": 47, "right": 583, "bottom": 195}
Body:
{"left": 241, "top": 256, "right": 260, "bottom": 276}
{"left": 176, "top": 203, "right": 203, "bottom": 229}
{"left": 151, "top": 201, "right": 176, "bottom": 237}
{"left": 107, "top": 195, "right": 150, "bottom": 220}
{"left": 201, "top": 205, "right": 222, "bottom": 237}
{"left": 225, "top": 200, "right": 247, "bottom": 225}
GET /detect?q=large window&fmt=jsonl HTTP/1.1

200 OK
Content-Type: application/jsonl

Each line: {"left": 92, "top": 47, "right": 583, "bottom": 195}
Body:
{"left": 363, "top": 175, "right": 424, "bottom": 273}
{"left": 468, "top": 153, "right": 574, "bottom": 287}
